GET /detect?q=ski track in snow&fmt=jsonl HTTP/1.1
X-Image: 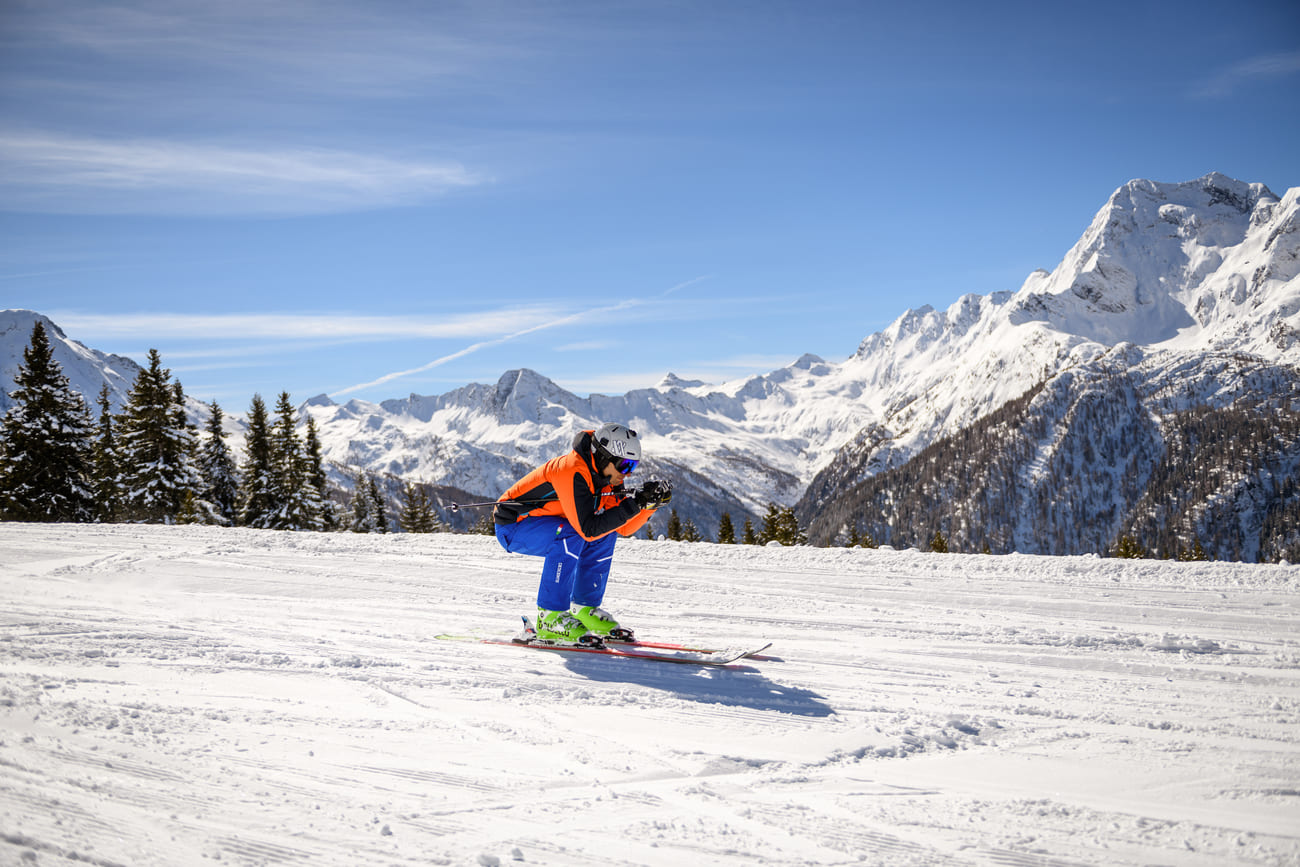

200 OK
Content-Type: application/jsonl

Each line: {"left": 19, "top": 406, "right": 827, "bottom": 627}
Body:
{"left": 1, "top": 524, "right": 1298, "bottom": 867}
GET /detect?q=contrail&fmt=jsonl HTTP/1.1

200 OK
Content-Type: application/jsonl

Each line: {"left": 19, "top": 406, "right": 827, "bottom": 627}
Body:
{"left": 328, "top": 277, "right": 709, "bottom": 399}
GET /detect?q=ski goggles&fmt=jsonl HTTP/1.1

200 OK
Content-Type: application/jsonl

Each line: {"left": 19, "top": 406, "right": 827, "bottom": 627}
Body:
{"left": 614, "top": 458, "right": 638, "bottom": 475}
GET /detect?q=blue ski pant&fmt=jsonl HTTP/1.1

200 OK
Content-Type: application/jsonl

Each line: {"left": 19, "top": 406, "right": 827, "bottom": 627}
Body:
{"left": 495, "top": 517, "right": 618, "bottom": 611}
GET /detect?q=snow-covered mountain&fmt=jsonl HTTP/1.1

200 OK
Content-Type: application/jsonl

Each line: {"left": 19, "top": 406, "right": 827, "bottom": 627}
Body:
{"left": 298, "top": 174, "right": 1299, "bottom": 523}
{"left": 0, "top": 309, "right": 142, "bottom": 415}
{"left": 4, "top": 174, "right": 1298, "bottom": 543}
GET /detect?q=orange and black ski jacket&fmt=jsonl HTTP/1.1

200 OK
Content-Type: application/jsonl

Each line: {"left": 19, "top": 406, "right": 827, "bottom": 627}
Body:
{"left": 493, "top": 430, "right": 653, "bottom": 541}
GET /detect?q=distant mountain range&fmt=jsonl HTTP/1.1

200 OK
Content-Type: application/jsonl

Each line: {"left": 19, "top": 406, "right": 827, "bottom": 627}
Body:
{"left": 4, "top": 173, "right": 1299, "bottom": 558}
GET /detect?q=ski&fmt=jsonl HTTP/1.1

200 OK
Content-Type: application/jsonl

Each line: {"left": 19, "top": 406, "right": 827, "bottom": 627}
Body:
{"left": 605, "top": 638, "right": 778, "bottom": 661}
{"left": 516, "top": 616, "right": 777, "bottom": 661}
{"left": 434, "top": 624, "right": 771, "bottom": 667}
{"left": 483, "top": 636, "right": 767, "bottom": 666}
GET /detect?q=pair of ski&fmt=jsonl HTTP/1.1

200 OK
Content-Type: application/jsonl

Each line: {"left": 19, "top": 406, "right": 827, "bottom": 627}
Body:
{"left": 437, "top": 616, "right": 773, "bottom": 667}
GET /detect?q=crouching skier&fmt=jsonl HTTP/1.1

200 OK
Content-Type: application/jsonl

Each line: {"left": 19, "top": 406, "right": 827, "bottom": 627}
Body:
{"left": 493, "top": 423, "right": 672, "bottom": 645}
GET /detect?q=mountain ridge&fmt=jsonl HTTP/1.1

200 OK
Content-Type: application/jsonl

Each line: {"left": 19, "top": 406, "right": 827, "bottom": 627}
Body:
{"left": 3, "top": 173, "right": 1298, "bottom": 546}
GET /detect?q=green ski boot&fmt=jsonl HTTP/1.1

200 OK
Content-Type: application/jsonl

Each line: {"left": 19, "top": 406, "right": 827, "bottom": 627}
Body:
{"left": 535, "top": 608, "right": 596, "bottom": 645}
{"left": 572, "top": 605, "right": 634, "bottom": 641}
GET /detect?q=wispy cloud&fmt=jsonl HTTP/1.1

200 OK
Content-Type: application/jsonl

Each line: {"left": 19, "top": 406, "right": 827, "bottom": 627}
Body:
{"left": 330, "top": 304, "right": 637, "bottom": 398}
{"left": 1192, "top": 51, "right": 1300, "bottom": 99}
{"left": 0, "top": 134, "right": 484, "bottom": 215}
{"left": 48, "top": 309, "right": 559, "bottom": 341}
{"left": 16, "top": 0, "right": 514, "bottom": 99}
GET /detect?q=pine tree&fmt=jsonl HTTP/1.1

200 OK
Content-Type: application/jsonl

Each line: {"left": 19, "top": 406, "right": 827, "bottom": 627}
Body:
{"left": 177, "top": 490, "right": 202, "bottom": 524}
{"left": 742, "top": 518, "right": 758, "bottom": 545}
{"left": 845, "top": 525, "right": 878, "bottom": 549}
{"left": 775, "top": 506, "right": 807, "bottom": 546}
{"left": 349, "top": 473, "right": 372, "bottom": 532}
{"left": 303, "top": 417, "right": 336, "bottom": 530}
{"left": 717, "top": 512, "right": 736, "bottom": 544}
{"left": 114, "top": 349, "right": 205, "bottom": 523}
{"left": 367, "top": 474, "right": 389, "bottom": 533}
{"left": 90, "top": 384, "right": 125, "bottom": 523}
{"left": 665, "top": 509, "right": 683, "bottom": 541}
{"left": 268, "top": 392, "right": 323, "bottom": 530}
{"left": 681, "top": 517, "right": 702, "bottom": 542}
{"left": 759, "top": 503, "right": 781, "bottom": 545}
{"left": 1113, "top": 534, "right": 1146, "bottom": 559}
{"left": 399, "top": 481, "right": 439, "bottom": 533}
{"left": 239, "top": 394, "right": 277, "bottom": 528}
{"left": 929, "top": 530, "right": 949, "bottom": 553}
{"left": 0, "top": 321, "right": 95, "bottom": 522}
{"left": 197, "top": 402, "right": 239, "bottom": 525}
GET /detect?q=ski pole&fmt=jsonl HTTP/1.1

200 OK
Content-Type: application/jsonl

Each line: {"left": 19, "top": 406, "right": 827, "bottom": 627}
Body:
{"left": 448, "top": 498, "right": 531, "bottom": 513}
{"left": 449, "top": 491, "right": 633, "bottom": 513}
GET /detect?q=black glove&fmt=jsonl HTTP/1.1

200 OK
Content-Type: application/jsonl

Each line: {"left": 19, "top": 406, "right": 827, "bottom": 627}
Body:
{"left": 634, "top": 479, "right": 672, "bottom": 510}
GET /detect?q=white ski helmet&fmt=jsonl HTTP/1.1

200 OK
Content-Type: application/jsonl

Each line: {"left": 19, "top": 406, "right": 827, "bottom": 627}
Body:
{"left": 592, "top": 422, "right": 641, "bottom": 473}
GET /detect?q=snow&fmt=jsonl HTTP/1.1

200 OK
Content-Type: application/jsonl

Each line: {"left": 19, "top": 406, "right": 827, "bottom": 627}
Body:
{"left": 2, "top": 523, "right": 1298, "bottom": 866}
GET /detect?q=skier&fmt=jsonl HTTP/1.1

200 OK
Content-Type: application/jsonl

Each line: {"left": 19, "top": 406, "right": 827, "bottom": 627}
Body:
{"left": 493, "top": 423, "right": 672, "bottom": 644}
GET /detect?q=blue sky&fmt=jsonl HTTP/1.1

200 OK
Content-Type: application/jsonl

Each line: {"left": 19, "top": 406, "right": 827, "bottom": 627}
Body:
{"left": 2, "top": 0, "right": 1297, "bottom": 409}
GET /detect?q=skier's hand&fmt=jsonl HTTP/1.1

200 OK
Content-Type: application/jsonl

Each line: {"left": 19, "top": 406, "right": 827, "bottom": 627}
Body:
{"left": 634, "top": 479, "right": 672, "bottom": 510}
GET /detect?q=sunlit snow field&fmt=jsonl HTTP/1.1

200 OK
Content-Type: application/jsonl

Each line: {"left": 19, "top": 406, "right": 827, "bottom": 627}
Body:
{"left": 2, "top": 524, "right": 1298, "bottom": 866}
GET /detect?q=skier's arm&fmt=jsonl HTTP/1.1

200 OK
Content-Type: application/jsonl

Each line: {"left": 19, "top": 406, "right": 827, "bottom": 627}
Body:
{"left": 564, "top": 473, "right": 638, "bottom": 541}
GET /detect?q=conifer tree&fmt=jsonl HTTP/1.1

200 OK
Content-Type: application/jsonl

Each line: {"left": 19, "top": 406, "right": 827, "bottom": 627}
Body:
{"left": 399, "top": 481, "right": 440, "bottom": 533}
{"left": 239, "top": 394, "right": 277, "bottom": 528}
{"left": 268, "top": 391, "right": 323, "bottom": 530}
{"left": 742, "top": 518, "right": 758, "bottom": 545}
{"left": 90, "top": 384, "right": 125, "bottom": 523}
{"left": 759, "top": 503, "right": 781, "bottom": 545}
{"left": 665, "top": 509, "right": 683, "bottom": 541}
{"left": 717, "top": 512, "right": 736, "bottom": 544}
{"left": 846, "top": 524, "right": 878, "bottom": 549}
{"left": 114, "top": 349, "right": 206, "bottom": 523}
{"left": 303, "top": 417, "right": 336, "bottom": 529}
{"left": 681, "top": 517, "right": 702, "bottom": 542}
{"left": 1113, "top": 534, "right": 1146, "bottom": 559}
{"left": 177, "top": 490, "right": 202, "bottom": 524}
{"left": 349, "top": 473, "right": 372, "bottom": 532}
{"left": 775, "top": 506, "right": 807, "bottom": 546}
{"left": 367, "top": 474, "right": 389, "bottom": 533}
{"left": 197, "top": 402, "right": 239, "bottom": 525}
{"left": 0, "top": 321, "right": 95, "bottom": 522}
{"left": 929, "top": 530, "right": 950, "bottom": 553}
{"left": 399, "top": 481, "right": 423, "bottom": 533}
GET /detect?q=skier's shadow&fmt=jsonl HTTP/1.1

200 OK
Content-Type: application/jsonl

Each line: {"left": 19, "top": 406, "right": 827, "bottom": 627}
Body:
{"left": 561, "top": 656, "right": 834, "bottom": 717}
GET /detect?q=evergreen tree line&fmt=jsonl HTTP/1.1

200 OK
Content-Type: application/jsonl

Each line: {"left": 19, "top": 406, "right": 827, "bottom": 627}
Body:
{"left": 0, "top": 322, "right": 339, "bottom": 529}
{"left": 0, "top": 322, "right": 441, "bottom": 533}
{"left": 652, "top": 503, "right": 806, "bottom": 546}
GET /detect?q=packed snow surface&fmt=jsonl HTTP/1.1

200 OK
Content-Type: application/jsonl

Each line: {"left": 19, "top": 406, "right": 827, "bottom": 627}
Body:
{"left": 2, "top": 524, "right": 1298, "bottom": 866}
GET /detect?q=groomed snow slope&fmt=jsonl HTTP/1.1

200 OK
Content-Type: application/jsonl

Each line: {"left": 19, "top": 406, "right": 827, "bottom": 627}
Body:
{"left": 2, "top": 524, "right": 1298, "bottom": 866}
